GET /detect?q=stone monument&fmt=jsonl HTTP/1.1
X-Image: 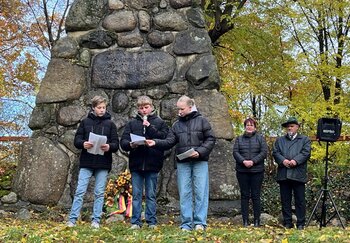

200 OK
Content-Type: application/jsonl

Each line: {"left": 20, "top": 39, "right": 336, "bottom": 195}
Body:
{"left": 12, "top": 0, "right": 238, "bottom": 214}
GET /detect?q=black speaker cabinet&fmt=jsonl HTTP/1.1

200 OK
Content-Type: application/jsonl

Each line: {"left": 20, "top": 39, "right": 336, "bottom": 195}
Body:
{"left": 316, "top": 118, "right": 342, "bottom": 142}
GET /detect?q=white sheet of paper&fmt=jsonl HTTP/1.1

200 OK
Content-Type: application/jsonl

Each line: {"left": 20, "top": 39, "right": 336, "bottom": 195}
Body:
{"left": 87, "top": 132, "right": 107, "bottom": 155}
{"left": 176, "top": 148, "right": 195, "bottom": 160}
{"left": 130, "top": 133, "right": 146, "bottom": 145}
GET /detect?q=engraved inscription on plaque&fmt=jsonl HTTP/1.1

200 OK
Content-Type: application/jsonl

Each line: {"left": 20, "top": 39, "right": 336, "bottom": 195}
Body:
{"left": 92, "top": 50, "right": 175, "bottom": 89}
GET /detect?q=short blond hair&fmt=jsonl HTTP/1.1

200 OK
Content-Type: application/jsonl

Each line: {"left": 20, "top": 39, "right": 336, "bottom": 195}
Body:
{"left": 91, "top": 96, "right": 107, "bottom": 108}
{"left": 177, "top": 95, "right": 195, "bottom": 107}
{"left": 137, "top": 95, "right": 153, "bottom": 107}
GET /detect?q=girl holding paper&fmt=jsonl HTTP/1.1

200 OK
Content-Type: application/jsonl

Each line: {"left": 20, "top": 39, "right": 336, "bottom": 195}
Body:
{"left": 145, "top": 95, "right": 216, "bottom": 231}
{"left": 67, "top": 96, "right": 119, "bottom": 229}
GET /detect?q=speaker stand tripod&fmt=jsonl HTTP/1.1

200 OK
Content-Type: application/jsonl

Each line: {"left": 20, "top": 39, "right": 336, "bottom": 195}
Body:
{"left": 306, "top": 141, "right": 345, "bottom": 229}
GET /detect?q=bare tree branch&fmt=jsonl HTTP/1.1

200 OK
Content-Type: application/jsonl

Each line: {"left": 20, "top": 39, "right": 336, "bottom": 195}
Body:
{"left": 56, "top": 0, "right": 71, "bottom": 43}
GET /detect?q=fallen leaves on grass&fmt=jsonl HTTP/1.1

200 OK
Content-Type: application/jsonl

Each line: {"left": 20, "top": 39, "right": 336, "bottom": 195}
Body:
{"left": 0, "top": 218, "right": 349, "bottom": 242}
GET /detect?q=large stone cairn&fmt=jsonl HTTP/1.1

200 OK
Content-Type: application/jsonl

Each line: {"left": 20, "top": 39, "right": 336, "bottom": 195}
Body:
{"left": 12, "top": 0, "right": 238, "bottom": 214}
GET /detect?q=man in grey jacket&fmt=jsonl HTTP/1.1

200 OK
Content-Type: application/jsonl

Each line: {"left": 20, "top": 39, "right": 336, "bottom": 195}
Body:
{"left": 273, "top": 117, "right": 311, "bottom": 230}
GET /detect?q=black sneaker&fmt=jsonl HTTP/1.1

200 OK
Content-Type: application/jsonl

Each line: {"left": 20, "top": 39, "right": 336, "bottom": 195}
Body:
{"left": 297, "top": 225, "right": 304, "bottom": 230}
{"left": 284, "top": 224, "right": 294, "bottom": 229}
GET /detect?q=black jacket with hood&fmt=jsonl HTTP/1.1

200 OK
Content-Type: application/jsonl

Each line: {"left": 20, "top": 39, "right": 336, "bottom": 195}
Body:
{"left": 154, "top": 111, "right": 216, "bottom": 163}
{"left": 120, "top": 111, "right": 169, "bottom": 172}
{"left": 74, "top": 111, "right": 119, "bottom": 171}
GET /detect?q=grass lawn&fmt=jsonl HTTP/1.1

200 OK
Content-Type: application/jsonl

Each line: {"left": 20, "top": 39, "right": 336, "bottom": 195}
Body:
{"left": 0, "top": 216, "right": 348, "bottom": 242}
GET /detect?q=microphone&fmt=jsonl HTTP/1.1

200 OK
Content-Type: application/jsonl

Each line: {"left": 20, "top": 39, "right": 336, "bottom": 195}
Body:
{"left": 143, "top": 115, "right": 148, "bottom": 134}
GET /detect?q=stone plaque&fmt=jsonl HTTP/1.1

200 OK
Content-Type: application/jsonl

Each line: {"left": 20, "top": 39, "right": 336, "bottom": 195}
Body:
{"left": 92, "top": 50, "right": 176, "bottom": 89}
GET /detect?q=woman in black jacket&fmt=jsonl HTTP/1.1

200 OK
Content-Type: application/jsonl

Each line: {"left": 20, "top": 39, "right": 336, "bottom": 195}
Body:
{"left": 233, "top": 118, "right": 267, "bottom": 227}
{"left": 146, "top": 95, "right": 216, "bottom": 231}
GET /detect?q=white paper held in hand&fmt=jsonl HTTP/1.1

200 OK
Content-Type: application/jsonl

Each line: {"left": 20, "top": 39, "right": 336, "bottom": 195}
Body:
{"left": 87, "top": 132, "right": 107, "bottom": 155}
{"left": 130, "top": 133, "right": 146, "bottom": 146}
{"left": 176, "top": 148, "right": 195, "bottom": 160}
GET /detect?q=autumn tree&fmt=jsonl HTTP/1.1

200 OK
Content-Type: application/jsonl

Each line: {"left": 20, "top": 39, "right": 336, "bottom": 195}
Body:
{"left": 214, "top": 0, "right": 350, "bottom": 131}
{"left": 257, "top": 0, "right": 350, "bottom": 143}
{"left": 0, "top": 0, "right": 70, "bottom": 95}
{"left": 0, "top": 0, "right": 70, "bottom": 137}
{"left": 213, "top": 0, "right": 350, "bottom": 171}
{"left": 21, "top": 0, "right": 71, "bottom": 60}
{"left": 0, "top": 0, "right": 70, "bottom": 164}
{"left": 0, "top": 1, "right": 38, "bottom": 98}
{"left": 211, "top": 1, "right": 294, "bottom": 135}
{"left": 269, "top": 0, "right": 350, "bottom": 111}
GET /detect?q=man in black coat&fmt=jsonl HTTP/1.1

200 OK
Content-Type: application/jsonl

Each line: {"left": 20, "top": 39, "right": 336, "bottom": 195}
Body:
{"left": 273, "top": 117, "right": 311, "bottom": 230}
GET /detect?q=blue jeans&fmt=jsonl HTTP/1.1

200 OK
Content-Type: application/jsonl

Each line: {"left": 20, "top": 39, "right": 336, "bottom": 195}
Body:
{"left": 177, "top": 161, "right": 209, "bottom": 230}
{"left": 69, "top": 168, "right": 108, "bottom": 224}
{"left": 131, "top": 171, "right": 158, "bottom": 226}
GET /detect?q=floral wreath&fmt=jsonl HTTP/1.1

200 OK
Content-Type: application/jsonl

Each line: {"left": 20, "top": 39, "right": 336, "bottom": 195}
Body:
{"left": 104, "top": 169, "right": 132, "bottom": 217}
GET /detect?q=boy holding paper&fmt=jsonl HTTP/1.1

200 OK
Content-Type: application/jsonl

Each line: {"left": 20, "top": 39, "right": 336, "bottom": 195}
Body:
{"left": 120, "top": 96, "right": 169, "bottom": 229}
{"left": 67, "top": 96, "right": 119, "bottom": 229}
{"left": 146, "top": 95, "right": 216, "bottom": 231}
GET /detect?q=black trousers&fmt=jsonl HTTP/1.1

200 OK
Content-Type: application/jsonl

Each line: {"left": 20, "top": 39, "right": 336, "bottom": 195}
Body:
{"left": 236, "top": 171, "right": 264, "bottom": 221}
{"left": 278, "top": 179, "right": 306, "bottom": 227}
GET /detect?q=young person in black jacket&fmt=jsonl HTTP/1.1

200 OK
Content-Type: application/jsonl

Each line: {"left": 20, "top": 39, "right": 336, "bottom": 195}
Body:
{"left": 67, "top": 96, "right": 119, "bottom": 229}
{"left": 120, "top": 96, "right": 169, "bottom": 229}
{"left": 233, "top": 118, "right": 267, "bottom": 227}
{"left": 146, "top": 95, "right": 216, "bottom": 231}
